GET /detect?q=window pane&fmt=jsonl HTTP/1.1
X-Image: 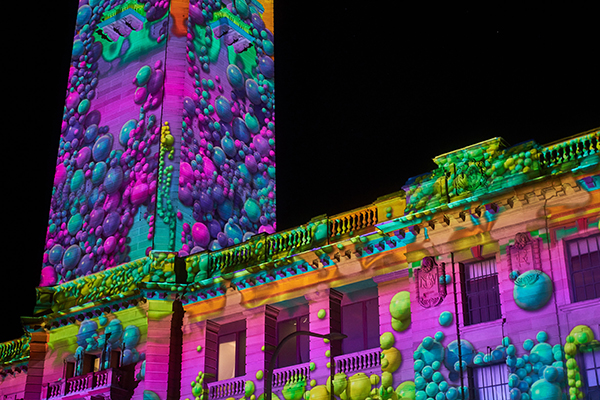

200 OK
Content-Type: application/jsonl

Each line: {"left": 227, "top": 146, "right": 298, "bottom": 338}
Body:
{"left": 277, "top": 319, "right": 299, "bottom": 368}
{"left": 568, "top": 235, "right": 600, "bottom": 302}
{"left": 464, "top": 259, "right": 500, "bottom": 325}
{"left": 218, "top": 334, "right": 236, "bottom": 380}
{"left": 474, "top": 364, "right": 509, "bottom": 400}
{"left": 365, "top": 298, "right": 380, "bottom": 349}
{"left": 342, "top": 302, "right": 364, "bottom": 353}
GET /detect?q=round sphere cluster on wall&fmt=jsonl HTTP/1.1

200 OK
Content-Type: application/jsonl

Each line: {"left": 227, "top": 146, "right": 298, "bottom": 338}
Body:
{"left": 178, "top": 0, "right": 275, "bottom": 256}
{"left": 42, "top": 0, "right": 170, "bottom": 285}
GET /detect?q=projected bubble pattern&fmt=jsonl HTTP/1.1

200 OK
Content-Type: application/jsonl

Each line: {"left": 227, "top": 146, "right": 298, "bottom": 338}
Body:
{"left": 177, "top": 0, "right": 276, "bottom": 256}
{"left": 42, "top": 0, "right": 172, "bottom": 285}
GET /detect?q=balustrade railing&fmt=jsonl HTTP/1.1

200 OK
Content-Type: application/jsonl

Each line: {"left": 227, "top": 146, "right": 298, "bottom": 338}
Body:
{"left": 272, "top": 362, "right": 311, "bottom": 387}
{"left": 207, "top": 377, "right": 246, "bottom": 399}
{"left": 43, "top": 368, "right": 125, "bottom": 400}
{"left": 330, "top": 206, "right": 378, "bottom": 238}
{"left": 334, "top": 348, "right": 381, "bottom": 375}
{"left": 539, "top": 130, "right": 599, "bottom": 168}
{"left": 1, "top": 393, "right": 24, "bottom": 400}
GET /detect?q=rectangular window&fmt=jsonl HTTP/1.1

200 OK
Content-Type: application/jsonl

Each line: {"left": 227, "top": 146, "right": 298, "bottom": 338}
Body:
{"left": 462, "top": 259, "right": 501, "bottom": 326}
{"left": 583, "top": 347, "right": 600, "bottom": 400}
{"left": 341, "top": 298, "right": 379, "bottom": 354}
{"left": 217, "top": 320, "right": 246, "bottom": 381}
{"left": 567, "top": 234, "right": 600, "bottom": 302}
{"left": 81, "top": 353, "right": 99, "bottom": 375}
{"left": 276, "top": 315, "right": 310, "bottom": 368}
{"left": 469, "top": 363, "right": 509, "bottom": 400}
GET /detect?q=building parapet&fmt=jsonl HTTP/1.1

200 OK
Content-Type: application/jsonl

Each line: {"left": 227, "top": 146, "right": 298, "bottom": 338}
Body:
{"left": 29, "top": 129, "right": 600, "bottom": 327}
{"left": 0, "top": 335, "right": 30, "bottom": 368}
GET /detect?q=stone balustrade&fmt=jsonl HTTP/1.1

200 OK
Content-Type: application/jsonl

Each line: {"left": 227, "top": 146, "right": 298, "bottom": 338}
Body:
{"left": 207, "top": 377, "right": 246, "bottom": 400}
{"left": 334, "top": 348, "right": 381, "bottom": 375}
{"left": 272, "top": 362, "right": 312, "bottom": 387}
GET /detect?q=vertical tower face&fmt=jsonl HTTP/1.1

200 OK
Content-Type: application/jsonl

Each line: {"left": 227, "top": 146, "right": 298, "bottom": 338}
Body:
{"left": 176, "top": 0, "right": 276, "bottom": 256}
{"left": 41, "top": 0, "right": 274, "bottom": 286}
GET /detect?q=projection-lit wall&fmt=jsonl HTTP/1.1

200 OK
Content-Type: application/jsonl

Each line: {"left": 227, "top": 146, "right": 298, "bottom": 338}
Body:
{"left": 41, "top": 0, "right": 275, "bottom": 286}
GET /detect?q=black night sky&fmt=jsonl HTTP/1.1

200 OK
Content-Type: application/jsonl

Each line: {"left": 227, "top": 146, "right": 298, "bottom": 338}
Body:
{"left": 1, "top": 2, "right": 598, "bottom": 342}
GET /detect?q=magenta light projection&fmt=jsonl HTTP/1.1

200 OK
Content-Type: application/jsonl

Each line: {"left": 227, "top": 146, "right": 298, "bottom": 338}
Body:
{"left": 175, "top": 0, "right": 276, "bottom": 256}
{"left": 41, "top": 0, "right": 275, "bottom": 286}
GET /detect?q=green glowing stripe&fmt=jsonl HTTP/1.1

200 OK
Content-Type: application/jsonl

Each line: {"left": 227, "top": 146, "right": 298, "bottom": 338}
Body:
{"left": 211, "top": 9, "right": 252, "bottom": 35}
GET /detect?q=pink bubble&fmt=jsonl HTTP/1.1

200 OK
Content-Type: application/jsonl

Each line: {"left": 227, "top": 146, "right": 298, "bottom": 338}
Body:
{"left": 54, "top": 164, "right": 67, "bottom": 185}
{"left": 131, "top": 183, "right": 149, "bottom": 206}
{"left": 180, "top": 162, "right": 194, "bottom": 185}
{"left": 191, "top": 222, "right": 210, "bottom": 247}
{"left": 39, "top": 266, "right": 58, "bottom": 287}
{"left": 258, "top": 224, "right": 275, "bottom": 234}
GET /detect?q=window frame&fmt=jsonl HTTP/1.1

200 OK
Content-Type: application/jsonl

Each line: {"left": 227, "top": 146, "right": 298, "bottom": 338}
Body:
{"left": 461, "top": 258, "right": 502, "bottom": 326}
{"left": 468, "top": 362, "right": 510, "bottom": 400}
{"left": 581, "top": 346, "right": 600, "bottom": 399}
{"left": 565, "top": 233, "right": 600, "bottom": 303}
{"left": 275, "top": 314, "right": 310, "bottom": 369}
{"left": 217, "top": 320, "right": 246, "bottom": 380}
{"left": 340, "top": 297, "right": 379, "bottom": 354}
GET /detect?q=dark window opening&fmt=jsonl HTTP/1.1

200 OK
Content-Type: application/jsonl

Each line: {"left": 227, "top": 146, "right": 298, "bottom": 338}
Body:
{"left": 583, "top": 347, "right": 600, "bottom": 400}
{"left": 567, "top": 234, "right": 600, "bottom": 302}
{"left": 468, "top": 363, "right": 509, "bottom": 400}
{"left": 341, "top": 298, "right": 379, "bottom": 354}
{"left": 276, "top": 315, "right": 309, "bottom": 368}
{"left": 462, "top": 259, "right": 501, "bottom": 326}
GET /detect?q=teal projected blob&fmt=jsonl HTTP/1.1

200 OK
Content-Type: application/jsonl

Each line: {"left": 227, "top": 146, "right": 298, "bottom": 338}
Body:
{"left": 73, "top": 40, "right": 84, "bottom": 57}
{"left": 415, "top": 339, "right": 444, "bottom": 366}
{"left": 244, "top": 198, "right": 261, "bottom": 222}
{"left": 226, "top": 64, "right": 245, "bottom": 90}
{"left": 63, "top": 245, "right": 82, "bottom": 271}
{"left": 76, "top": 5, "right": 92, "bottom": 26}
{"left": 529, "top": 379, "right": 562, "bottom": 400}
{"left": 119, "top": 119, "right": 138, "bottom": 146}
{"left": 67, "top": 214, "right": 83, "bottom": 236}
{"left": 92, "top": 162, "right": 108, "bottom": 185}
{"left": 235, "top": 0, "right": 250, "bottom": 19}
{"left": 438, "top": 311, "right": 453, "bottom": 327}
{"left": 215, "top": 96, "right": 234, "bottom": 123}
{"left": 78, "top": 99, "right": 91, "bottom": 114}
{"left": 48, "top": 244, "right": 64, "bottom": 265}
{"left": 529, "top": 342, "right": 553, "bottom": 365}
{"left": 444, "top": 340, "right": 475, "bottom": 371}
{"left": 104, "top": 319, "right": 124, "bottom": 343}
{"left": 513, "top": 270, "right": 553, "bottom": 311}
{"left": 92, "top": 134, "right": 114, "bottom": 162}
{"left": 104, "top": 167, "right": 124, "bottom": 194}
{"left": 244, "top": 112, "right": 260, "bottom": 133}
{"left": 136, "top": 65, "right": 152, "bottom": 86}
{"left": 71, "top": 169, "right": 85, "bottom": 192}
{"left": 122, "top": 325, "right": 141, "bottom": 349}
{"left": 245, "top": 79, "right": 262, "bottom": 105}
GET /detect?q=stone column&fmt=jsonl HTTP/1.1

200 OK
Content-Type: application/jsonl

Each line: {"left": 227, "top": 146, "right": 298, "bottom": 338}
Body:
{"left": 144, "top": 299, "right": 183, "bottom": 400}
{"left": 244, "top": 305, "right": 279, "bottom": 394}
{"left": 23, "top": 331, "right": 49, "bottom": 400}
{"left": 305, "top": 288, "right": 343, "bottom": 382}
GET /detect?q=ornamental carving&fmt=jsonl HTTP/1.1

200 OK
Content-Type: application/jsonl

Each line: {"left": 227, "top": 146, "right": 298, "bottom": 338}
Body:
{"left": 415, "top": 256, "right": 446, "bottom": 308}
{"left": 507, "top": 232, "right": 542, "bottom": 273}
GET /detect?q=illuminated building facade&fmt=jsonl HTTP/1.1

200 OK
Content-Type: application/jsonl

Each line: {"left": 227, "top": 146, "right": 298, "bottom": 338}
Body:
{"left": 2, "top": 128, "right": 600, "bottom": 400}
{"left": 1, "top": 1, "right": 600, "bottom": 400}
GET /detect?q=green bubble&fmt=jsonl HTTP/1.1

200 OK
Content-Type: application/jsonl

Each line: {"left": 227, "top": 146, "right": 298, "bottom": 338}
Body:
{"left": 317, "top": 309, "right": 326, "bottom": 319}
{"left": 380, "top": 332, "right": 395, "bottom": 350}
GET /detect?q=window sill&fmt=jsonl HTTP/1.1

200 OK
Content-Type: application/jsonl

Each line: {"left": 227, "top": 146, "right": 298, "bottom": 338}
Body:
{"left": 460, "top": 318, "right": 505, "bottom": 333}
{"left": 559, "top": 297, "right": 600, "bottom": 313}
